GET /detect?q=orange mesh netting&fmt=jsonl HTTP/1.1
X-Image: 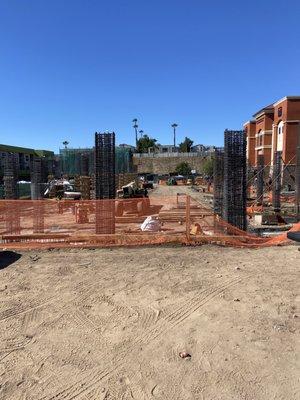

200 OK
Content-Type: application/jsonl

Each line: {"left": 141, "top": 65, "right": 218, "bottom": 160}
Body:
{"left": 0, "top": 195, "right": 299, "bottom": 250}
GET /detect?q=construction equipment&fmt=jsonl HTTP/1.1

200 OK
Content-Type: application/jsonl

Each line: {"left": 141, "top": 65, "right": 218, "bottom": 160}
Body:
{"left": 116, "top": 181, "right": 150, "bottom": 216}
{"left": 116, "top": 181, "right": 148, "bottom": 199}
{"left": 45, "top": 179, "right": 81, "bottom": 200}
{"left": 167, "top": 177, "right": 177, "bottom": 186}
{"left": 287, "top": 231, "right": 300, "bottom": 242}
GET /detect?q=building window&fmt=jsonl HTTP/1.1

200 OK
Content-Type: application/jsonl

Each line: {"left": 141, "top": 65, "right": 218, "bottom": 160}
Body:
{"left": 277, "top": 121, "right": 284, "bottom": 151}
{"left": 278, "top": 107, "right": 282, "bottom": 117}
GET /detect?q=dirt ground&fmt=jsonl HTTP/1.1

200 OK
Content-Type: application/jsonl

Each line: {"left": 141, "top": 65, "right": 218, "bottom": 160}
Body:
{"left": 0, "top": 243, "right": 299, "bottom": 400}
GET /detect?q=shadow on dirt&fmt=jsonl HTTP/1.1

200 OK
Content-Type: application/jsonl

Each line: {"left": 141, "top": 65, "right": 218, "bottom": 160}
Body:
{"left": 0, "top": 251, "right": 22, "bottom": 270}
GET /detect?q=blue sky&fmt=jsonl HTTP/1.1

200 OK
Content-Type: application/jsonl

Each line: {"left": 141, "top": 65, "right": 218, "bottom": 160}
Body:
{"left": 0, "top": 0, "right": 300, "bottom": 152}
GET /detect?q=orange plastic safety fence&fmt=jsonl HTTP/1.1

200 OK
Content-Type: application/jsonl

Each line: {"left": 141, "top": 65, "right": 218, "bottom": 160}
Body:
{"left": 0, "top": 195, "right": 299, "bottom": 250}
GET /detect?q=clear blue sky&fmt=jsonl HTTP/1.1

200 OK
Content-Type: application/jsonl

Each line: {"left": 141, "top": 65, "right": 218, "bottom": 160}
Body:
{"left": 0, "top": 0, "right": 300, "bottom": 152}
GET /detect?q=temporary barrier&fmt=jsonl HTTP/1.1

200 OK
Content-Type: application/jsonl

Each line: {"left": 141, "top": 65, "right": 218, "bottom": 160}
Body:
{"left": 0, "top": 195, "right": 299, "bottom": 250}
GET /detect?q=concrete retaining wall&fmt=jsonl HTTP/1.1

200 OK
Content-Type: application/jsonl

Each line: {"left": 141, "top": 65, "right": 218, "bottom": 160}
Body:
{"left": 133, "top": 154, "right": 210, "bottom": 174}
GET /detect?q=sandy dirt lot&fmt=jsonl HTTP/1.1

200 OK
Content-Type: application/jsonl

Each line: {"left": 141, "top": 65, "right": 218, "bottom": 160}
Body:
{"left": 0, "top": 243, "right": 299, "bottom": 400}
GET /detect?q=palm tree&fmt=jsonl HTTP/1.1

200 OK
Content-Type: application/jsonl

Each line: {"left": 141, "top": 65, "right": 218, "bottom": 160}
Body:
{"left": 62, "top": 141, "right": 69, "bottom": 149}
{"left": 132, "top": 118, "right": 138, "bottom": 146}
{"left": 139, "top": 130, "right": 144, "bottom": 138}
{"left": 171, "top": 123, "right": 178, "bottom": 148}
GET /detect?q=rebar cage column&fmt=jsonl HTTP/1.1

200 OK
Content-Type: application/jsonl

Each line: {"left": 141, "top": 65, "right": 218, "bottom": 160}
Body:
{"left": 223, "top": 130, "right": 247, "bottom": 231}
{"left": 256, "top": 154, "right": 264, "bottom": 206}
{"left": 94, "top": 132, "right": 116, "bottom": 234}
{"left": 272, "top": 151, "right": 282, "bottom": 212}
{"left": 4, "top": 153, "right": 18, "bottom": 199}
{"left": 30, "top": 157, "right": 45, "bottom": 232}
{"left": 296, "top": 146, "right": 300, "bottom": 220}
{"left": 213, "top": 149, "right": 224, "bottom": 217}
{"left": 3, "top": 153, "right": 20, "bottom": 233}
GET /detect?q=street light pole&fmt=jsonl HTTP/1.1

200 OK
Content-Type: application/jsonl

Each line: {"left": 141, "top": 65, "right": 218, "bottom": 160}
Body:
{"left": 171, "top": 123, "right": 178, "bottom": 148}
{"left": 132, "top": 118, "right": 138, "bottom": 147}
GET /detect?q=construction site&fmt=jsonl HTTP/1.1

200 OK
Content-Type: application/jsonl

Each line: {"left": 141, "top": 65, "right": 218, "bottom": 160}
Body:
{"left": 0, "top": 129, "right": 300, "bottom": 400}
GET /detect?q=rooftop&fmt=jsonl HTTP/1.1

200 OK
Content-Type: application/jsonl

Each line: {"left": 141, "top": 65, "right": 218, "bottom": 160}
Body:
{"left": 0, "top": 143, "right": 54, "bottom": 157}
{"left": 251, "top": 96, "right": 300, "bottom": 119}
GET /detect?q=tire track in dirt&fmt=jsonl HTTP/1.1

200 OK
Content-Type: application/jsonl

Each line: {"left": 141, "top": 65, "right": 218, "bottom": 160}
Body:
{"left": 0, "top": 297, "right": 55, "bottom": 322}
{"left": 72, "top": 310, "right": 100, "bottom": 333}
{"left": 0, "top": 335, "right": 32, "bottom": 353}
{"left": 39, "top": 276, "right": 241, "bottom": 400}
{"left": 71, "top": 290, "right": 138, "bottom": 337}
{"left": 133, "top": 305, "right": 161, "bottom": 330}
{"left": 134, "top": 277, "right": 241, "bottom": 347}
{"left": 22, "top": 308, "right": 38, "bottom": 331}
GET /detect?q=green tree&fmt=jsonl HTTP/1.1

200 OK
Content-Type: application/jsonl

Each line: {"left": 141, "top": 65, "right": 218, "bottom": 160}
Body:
{"left": 178, "top": 137, "right": 193, "bottom": 153}
{"left": 136, "top": 135, "right": 158, "bottom": 153}
{"left": 175, "top": 161, "right": 191, "bottom": 176}
{"left": 202, "top": 157, "right": 214, "bottom": 177}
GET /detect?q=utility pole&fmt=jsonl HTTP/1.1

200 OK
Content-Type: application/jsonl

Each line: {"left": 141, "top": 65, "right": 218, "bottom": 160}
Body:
{"left": 132, "top": 119, "right": 138, "bottom": 147}
{"left": 172, "top": 123, "right": 178, "bottom": 148}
